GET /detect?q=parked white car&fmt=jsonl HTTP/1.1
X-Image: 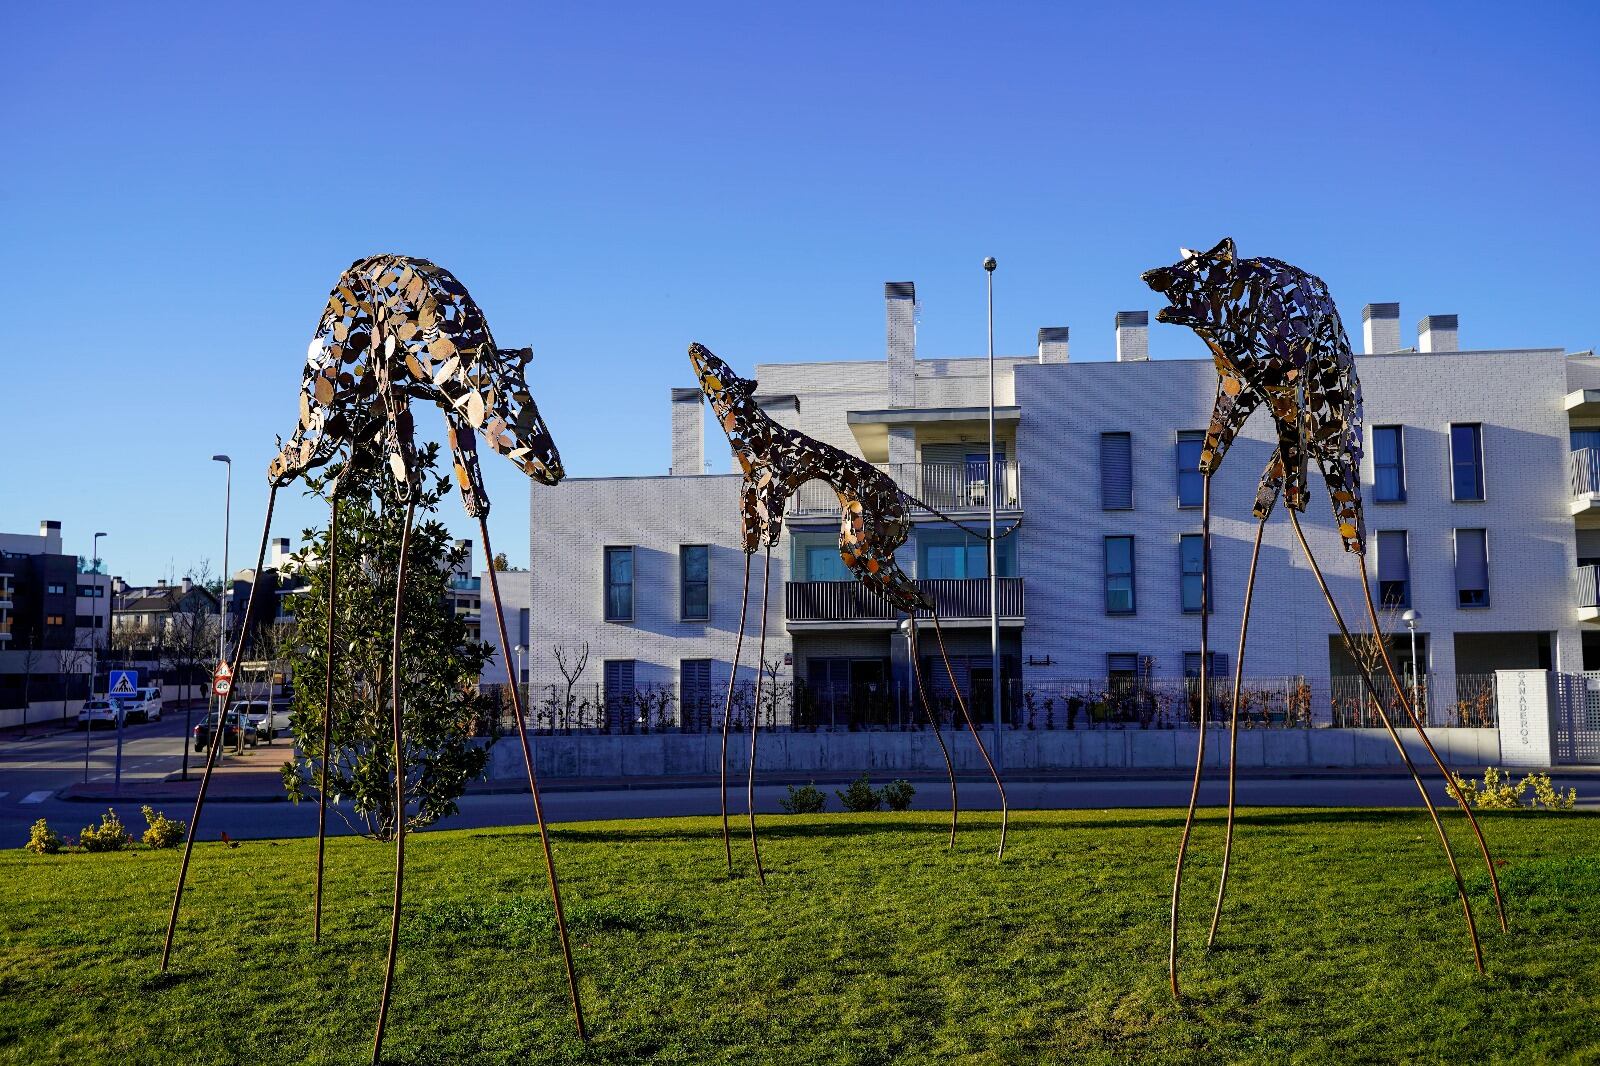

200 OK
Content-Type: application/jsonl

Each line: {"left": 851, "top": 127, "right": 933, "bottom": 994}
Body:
{"left": 234, "top": 700, "right": 292, "bottom": 741}
{"left": 118, "top": 687, "right": 163, "bottom": 723}
{"left": 77, "top": 699, "right": 123, "bottom": 729}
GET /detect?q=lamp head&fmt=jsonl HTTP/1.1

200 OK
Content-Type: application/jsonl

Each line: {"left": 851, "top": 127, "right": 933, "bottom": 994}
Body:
{"left": 983, "top": 257, "right": 997, "bottom": 272}
{"left": 211, "top": 454, "right": 230, "bottom": 464}
{"left": 1401, "top": 608, "right": 1420, "bottom": 625}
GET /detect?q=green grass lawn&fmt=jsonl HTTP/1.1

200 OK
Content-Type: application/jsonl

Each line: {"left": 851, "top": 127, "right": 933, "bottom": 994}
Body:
{"left": 3, "top": 807, "right": 1597, "bottom": 1065}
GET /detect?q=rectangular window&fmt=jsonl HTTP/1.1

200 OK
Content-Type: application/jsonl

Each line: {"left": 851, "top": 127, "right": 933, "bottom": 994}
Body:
{"left": 1104, "top": 536, "right": 1135, "bottom": 614}
{"left": 603, "top": 659, "right": 636, "bottom": 713}
{"left": 45, "top": 615, "right": 65, "bottom": 626}
{"left": 680, "top": 658, "right": 712, "bottom": 728}
{"left": 46, "top": 584, "right": 65, "bottom": 595}
{"left": 1107, "top": 653, "right": 1141, "bottom": 690}
{"left": 1182, "top": 652, "right": 1230, "bottom": 679}
{"left": 1373, "top": 426, "right": 1406, "bottom": 503}
{"left": 791, "top": 532, "right": 852, "bottom": 582}
{"left": 76, "top": 585, "right": 103, "bottom": 598}
{"left": 1179, "top": 533, "right": 1211, "bottom": 613}
{"left": 916, "top": 529, "right": 1017, "bottom": 579}
{"left": 517, "top": 607, "right": 530, "bottom": 649}
{"left": 1100, "top": 432, "right": 1133, "bottom": 510}
{"left": 1376, "top": 530, "right": 1410, "bottom": 607}
{"left": 1455, "top": 528, "right": 1489, "bottom": 607}
{"left": 1450, "top": 423, "right": 1484, "bottom": 501}
{"left": 1176, "top": 431, "right": 1206, "bottom": 508}
{"left": 680, "top": 544, "right": 709, "bottom": 621}
{"left": 603, "top": 546, "right": 634, "bottom": 621}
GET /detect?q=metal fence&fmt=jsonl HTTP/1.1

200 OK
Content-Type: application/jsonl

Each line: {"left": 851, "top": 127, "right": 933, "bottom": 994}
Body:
{"left": 489, "top": 673, "right": 1497, "bottom": 734}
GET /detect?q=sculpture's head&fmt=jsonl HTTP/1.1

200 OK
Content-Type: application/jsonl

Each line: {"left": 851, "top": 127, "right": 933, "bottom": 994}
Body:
{"left": 486, "top": 346, "right": 564, "bottom": 486}
{"left": 1141, "top": 237, "right": 1241, "bottom": 343}
{"left": 688, "top": 342, "right": 756, "bottom": 411}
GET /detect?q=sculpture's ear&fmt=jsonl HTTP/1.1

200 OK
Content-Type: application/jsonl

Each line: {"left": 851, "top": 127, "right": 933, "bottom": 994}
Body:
{"left": 1179, "top": 247, "right": 1197, "bottom": 261}
{"left": 1210, "top": 237, "right": 1236, "bottom": 262}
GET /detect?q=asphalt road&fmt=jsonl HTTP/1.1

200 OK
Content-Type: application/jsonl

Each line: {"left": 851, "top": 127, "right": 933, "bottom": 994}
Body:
{"left": 3, "top": 714, "right": 1595, "bottom": 843}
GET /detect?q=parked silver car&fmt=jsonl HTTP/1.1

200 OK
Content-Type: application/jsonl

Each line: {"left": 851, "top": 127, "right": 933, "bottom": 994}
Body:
{"left": 234, "top": 700, "right": 292, "bottom": 741}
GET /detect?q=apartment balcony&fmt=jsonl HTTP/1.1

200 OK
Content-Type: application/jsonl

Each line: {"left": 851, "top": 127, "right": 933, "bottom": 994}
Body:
{"left": 1571, "top": 449, "right": 1600, "bottom": 524}
{"left": 785, "top": 576, "right": 1024, "bottom": 629}
{"left": 1579, "top": 564, "right": 1600, "bottom": 624}
{"left": 789, "top": 461, "right": 1021, "bottom": 519}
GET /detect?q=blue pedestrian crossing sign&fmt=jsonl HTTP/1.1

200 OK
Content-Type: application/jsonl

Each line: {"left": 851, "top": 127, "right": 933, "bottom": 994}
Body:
{"left": 109, "top": 670, "right": 139, "bottom": 699}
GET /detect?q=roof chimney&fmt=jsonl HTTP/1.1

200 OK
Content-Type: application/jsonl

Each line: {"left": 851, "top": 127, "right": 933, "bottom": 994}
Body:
{"left": 1115, "top": 312, "right": 1149, "bottom": 362}
{"left": 181, "top": 577, "right": 192, "bottom": 594}
{"left": 38, "top": 520, "right": 62, "bottom": 553}
{"left": 157, "top": 578, "right": 167, "bottom": 587}
{"left": 885, "top": 282, "right": 916, "bottom": 407}
{"left": 112, "top": 576, "right": 124, "bottom": 596}
{"left": 1362, "top": 303, "right": 1401, "bottom": 354}
{"left": 670, "top": 388, "right": 704, "bottom": 475}
{"left": 1418, "top": 314, "right": 1459, "bottom": 353}
{"left": 270, "top": 537, "right": 291, "bottom": 568}
{"left": 1037, "top": 326, "right": 1070, "bottom": 364}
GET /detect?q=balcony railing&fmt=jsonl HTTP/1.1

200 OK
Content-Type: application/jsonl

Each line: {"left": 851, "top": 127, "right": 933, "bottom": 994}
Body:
{"left": 1571, "top": 448, "right": 1600, "bottom": 498}
{"left": 785, "top": 576, "right": 1024, "bottom": 623}
{"left": 790, "top": 461, "right": 1021, "bottom": 517}
{"left": 1579, "top": 564, "right": 1600, "bottom": 610}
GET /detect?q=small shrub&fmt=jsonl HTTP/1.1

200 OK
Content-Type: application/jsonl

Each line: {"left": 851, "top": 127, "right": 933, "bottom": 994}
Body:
{"left": 141, "top": 805, "right": 187, "bottom": 849}
{"left": 1526, "top": 772, "right": 1578, "bottom": 811}
{"left": 779, "top": 783, "right": 827, "bottom": 814}
{"left": 25, "top": 818, "right": 62, "bottom": 855}
{"left": 79, "top": 809, "right": 132, "bottom": 852}
{"left": 880, "top": 779, "right": 916, "bottom": 812}
{"left": 836, "top": 773, "right": 882, "bottom": 813}
{"left": 1452, "top": 768, "right": 1579, "bottom": 811}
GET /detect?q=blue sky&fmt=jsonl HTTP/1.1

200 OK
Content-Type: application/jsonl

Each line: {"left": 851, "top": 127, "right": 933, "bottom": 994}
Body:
{"left": 3, "top": 2, "right": 1596, "bottom": 581}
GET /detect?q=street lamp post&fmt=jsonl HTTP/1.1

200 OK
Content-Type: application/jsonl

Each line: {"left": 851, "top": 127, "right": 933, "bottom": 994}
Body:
{"left": 83, "top": 531, "right": 107, "bottom": 783}
{"left": 983, "top": 256, "right": 1001, "bottom": 768}
{"left": 1402, "top": 608, "right": 1422, "bottom": 723}
{"left": 212, "top": 455, "right": 234, "bottom": 752}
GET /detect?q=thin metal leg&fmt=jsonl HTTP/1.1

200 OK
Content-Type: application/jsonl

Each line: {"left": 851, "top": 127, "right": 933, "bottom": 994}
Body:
{"left": 1170, "top": 472, "right": 1212, "bottom": 1000}
{"left": 720, "top": 551, "right": 753, "bottom": 875}
{"left": 1357, "top": 554, "right": 1508, "bottom": 934}
{"left": 1208, "top": 516, "right": 1265, "bottom": 950}
{"left": 930, "top": 607, "right": 1008, "bottom": 859}
{"left": 747, "top": 545, "right": 771, "bottom": 886}
{"left": 161, "top": 484, "right": 278, "bottom": 972}
{"left": 373, "top": 497, "right": 417, "bottom": 1065}
{"left": 1288, "top": 508, "right": 1484, "bottom": 974}
{"left": 908, "top": 615, "right": 957, "bottom": 849}
{"left": 479, "top": 516, "right": 586, "bottom": 1040}
{"left": 314, "top": 496, "right": 340, "bottom": 944}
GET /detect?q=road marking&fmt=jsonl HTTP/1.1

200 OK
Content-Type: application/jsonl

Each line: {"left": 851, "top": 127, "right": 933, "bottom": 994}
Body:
{"left": 21, "top": 791, "right": 53, "bottom": 805}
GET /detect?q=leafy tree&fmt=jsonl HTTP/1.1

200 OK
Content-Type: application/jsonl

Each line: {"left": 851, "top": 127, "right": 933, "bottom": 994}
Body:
{"left": 281, "top": 445, "right": 497, "bottom": 841}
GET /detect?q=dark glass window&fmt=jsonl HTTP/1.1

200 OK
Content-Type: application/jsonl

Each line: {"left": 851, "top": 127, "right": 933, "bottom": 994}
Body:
{"left": 1180, "top": 534, "right": 1211, "bottom": 613}
{"left": 1373, "top": 426, "right": 1406, "bottom": 502}
{"left": 1176, "top": 431, "right": 1205, "bottom": 508}
{"left": 680, "top": 545, "right": 709, "bottom": 621}
{"left": 1451, "top": 424, "right": 1484, "bottom": 501}
{"left": 603, "top": 546, "right": 634, "bottom": 621}
{"left": 1104, "top": 536, "right": 1135, "bottom": 614}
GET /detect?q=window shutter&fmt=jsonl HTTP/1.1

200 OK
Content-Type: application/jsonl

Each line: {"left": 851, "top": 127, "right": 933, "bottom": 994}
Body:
{"left": 922, "top": 443, "right": 966, "bottom": 466}
{"left": 1107, "top": 653, "right": 1139, "bottom": 674}
{"left": 1100, "top": 433, "right": 1133, "bottom": 509}
{"left": 1456, "top": 530, "right": 1488, "bottom": 590}
{"left": 1377, "top": 531, "right": 1409, "bottom": 582}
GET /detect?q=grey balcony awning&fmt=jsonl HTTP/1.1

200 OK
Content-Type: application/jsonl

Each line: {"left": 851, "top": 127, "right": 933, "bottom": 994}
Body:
{"left": 847, "top": 405, "right": 1021, "bottom": 458}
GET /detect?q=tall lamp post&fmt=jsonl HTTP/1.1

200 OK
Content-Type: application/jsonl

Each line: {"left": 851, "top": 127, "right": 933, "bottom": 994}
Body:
{"left": 212, "top": 455, "right": 234, "bottom": 752}
{"left": 83, "top": 531, "right": 107, "bottom": 783}
{"left": 1402, "top": 608, "right": 1422, "bottom": 723}
{"left": 983, "top": 256, "right": 1001, "bottom": 767}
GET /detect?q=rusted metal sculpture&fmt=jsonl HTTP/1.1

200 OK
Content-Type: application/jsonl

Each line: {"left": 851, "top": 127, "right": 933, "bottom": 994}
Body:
{"left": 1142, "top": 238, "right": 1507, "bottom": 999}
{"left": 688, "top": 343, "right": 1011, "bottom": 880}
{"left": 159, "top": 255, "right": 585, "bottom": 1061}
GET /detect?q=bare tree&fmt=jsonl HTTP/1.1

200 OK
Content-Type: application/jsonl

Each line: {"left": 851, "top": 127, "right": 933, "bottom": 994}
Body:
{"left": 165, "top": 603, "right": 219, "bottom": 780}
{"left": 18, "top": 636, "right": 42, "bottom": 730}
{"left": 553, "top": 642, "right": 590, "bottom": 730}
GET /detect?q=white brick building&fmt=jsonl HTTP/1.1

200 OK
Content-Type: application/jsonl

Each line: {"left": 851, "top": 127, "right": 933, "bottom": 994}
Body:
{"left": 525, "top": 281, "right": 1599, "bottom": 727}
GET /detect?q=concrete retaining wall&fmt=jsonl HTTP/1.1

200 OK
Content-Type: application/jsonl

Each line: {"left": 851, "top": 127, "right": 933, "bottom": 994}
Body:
{"left": 486, "top": 728, "right": 1502, "bottom": 781}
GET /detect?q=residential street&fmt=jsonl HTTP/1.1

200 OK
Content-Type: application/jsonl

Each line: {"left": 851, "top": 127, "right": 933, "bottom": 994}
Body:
{"left": 3, "top": 714, "right": 1595, "bottom": 843}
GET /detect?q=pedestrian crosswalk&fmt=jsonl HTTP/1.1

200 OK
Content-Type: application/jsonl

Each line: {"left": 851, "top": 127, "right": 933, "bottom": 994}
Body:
{"left": 20, "top": 791, "right": 53, "bottom": 805}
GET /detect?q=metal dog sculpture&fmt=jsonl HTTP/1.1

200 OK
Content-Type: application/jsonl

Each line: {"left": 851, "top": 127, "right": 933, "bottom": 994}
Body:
{"left": 1142, "top": 238, "right": 1506, "bottom": 999}
{"left": 160, "top": 255, "right": 587, "bottom": 1060}
{"left": 688, "top": 342, "right": 1011, "bottom": 882}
